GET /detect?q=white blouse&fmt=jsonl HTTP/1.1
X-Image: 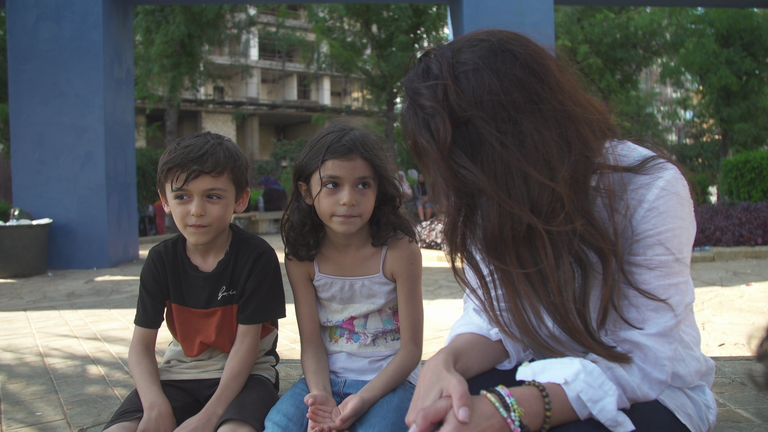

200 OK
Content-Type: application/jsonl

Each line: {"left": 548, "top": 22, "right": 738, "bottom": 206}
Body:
{"left": 447, "top": 141, "right": 716, "bottom": 432}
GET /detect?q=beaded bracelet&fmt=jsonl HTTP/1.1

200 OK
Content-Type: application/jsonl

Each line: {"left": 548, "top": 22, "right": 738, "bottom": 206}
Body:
{"left": 480, "top": 389, "right": 519, "bottom": 431}
{"left": 523, "top": 380, "right": 552, "bottom": 432}
{"left": 495, "top": 385, "right": 531, "bottom": 432}
{"left": 488, "top": 387, "right": 511, "bottom": 412}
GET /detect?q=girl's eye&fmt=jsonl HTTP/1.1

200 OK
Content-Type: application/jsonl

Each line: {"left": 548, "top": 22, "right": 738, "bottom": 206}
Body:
{"left": 323, "top": 181, "right": 339, "bottom": 189}
{"left": 357, "top": 181, "right": 371, "bottom": 189}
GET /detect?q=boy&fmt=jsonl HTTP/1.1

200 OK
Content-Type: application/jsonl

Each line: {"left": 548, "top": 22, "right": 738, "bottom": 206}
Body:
{"left": 104, "top": 132, "right": 286, "bottom": 432}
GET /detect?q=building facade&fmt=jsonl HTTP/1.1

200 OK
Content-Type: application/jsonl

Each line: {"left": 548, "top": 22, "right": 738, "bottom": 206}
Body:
{"left": 135, "top": 6, "right": 369, "bottom": 162}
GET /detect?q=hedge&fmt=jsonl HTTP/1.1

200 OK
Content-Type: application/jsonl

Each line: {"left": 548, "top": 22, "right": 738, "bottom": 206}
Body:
{"left": 721, "top": 150, "right": 768, "bottom": 203}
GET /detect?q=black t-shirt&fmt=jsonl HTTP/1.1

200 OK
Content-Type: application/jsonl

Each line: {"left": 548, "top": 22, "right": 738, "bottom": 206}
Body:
{"left": 135, "top": 224, "right": 286, "bottom": 360}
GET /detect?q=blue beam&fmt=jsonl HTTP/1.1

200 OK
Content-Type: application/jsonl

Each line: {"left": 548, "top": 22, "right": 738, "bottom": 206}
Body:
{"left": 449, "top": 0, "right": 554, "bottom": 46}
{"left": 7, "top": 0, "right": 137, "bottom": 269}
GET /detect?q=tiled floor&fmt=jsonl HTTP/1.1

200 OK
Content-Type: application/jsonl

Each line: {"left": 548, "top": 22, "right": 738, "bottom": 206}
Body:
{"left": 0, "top": 235, "right": 766, "bottom": 431}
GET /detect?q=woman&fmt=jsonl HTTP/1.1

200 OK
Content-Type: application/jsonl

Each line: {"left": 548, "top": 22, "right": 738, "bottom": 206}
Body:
{"left": 414, "top": 173, "right": 432, "bottom": 221}
{"left": 402, "top": 30, "right": 716, "bottom": 432}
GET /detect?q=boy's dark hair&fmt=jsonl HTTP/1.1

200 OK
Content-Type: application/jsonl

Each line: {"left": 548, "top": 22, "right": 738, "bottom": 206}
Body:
{"left": 281, "top": 122, "right": 416, "bottom": 261}
{"left": 157, "top": 132, "right": 250, "bottom": 199}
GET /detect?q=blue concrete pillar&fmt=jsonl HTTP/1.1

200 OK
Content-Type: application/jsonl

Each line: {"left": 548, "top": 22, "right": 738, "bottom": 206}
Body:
{"left": 449, "top": 0, "right": 554, "bottom": 46}
{"left": 7, "top": 0, "right": 138, "bottom": 269}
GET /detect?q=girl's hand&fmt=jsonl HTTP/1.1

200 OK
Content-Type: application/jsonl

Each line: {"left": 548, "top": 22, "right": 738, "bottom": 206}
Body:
{"left": 405, "top": 354, "right": 473, "bottom": 432}
{"left": 330, "top": 393, "right": 368, "bottom": 431}
{"left": 305, "top": 393, "right": 343, "bottom": 432}
{"left": 306, "top": 393, "right": 369, "bottom": 432}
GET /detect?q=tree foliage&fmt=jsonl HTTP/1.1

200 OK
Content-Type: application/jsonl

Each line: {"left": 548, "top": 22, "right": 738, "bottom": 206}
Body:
{"left": 671, "top": 8, "right": 768, "bottom": 162}
{"left": 555, "top": 6, "right": 675, "bottom": 144}
{"left": 557, "top": 7, "right": 768, "bottom": 195}
{"left": 134, "top": 5, "right": 251, "bottom": 145}
{"left": 309, "top": 4, "right": 448, "bottom": 157}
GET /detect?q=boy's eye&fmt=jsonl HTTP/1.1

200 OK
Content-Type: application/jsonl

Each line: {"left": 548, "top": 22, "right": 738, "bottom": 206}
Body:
{"left": 173, "top": 194, "right": 188, "bottom": 201}
{"left": 207, "top": 194, "right": 222, "bottom": 200}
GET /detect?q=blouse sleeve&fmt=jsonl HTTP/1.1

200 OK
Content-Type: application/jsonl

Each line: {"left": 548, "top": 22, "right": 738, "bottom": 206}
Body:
{"left": 447, "top": 154, "right": 714, "bottom": 432}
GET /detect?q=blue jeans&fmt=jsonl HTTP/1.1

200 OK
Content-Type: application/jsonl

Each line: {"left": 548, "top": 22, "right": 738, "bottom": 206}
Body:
{"left": 264, "top": 377, "right": 415, "bottom": 432}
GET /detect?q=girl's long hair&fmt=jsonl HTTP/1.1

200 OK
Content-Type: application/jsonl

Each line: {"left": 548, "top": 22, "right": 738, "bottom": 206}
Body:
{"left": 281, "top": 122, "right": 416, "bottom": 262}
{"left": 401, "top": 30, "right": 668, "bottom": 363}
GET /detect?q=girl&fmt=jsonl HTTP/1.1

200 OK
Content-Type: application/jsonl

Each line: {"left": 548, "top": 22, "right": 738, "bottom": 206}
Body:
{"left": 264, "top": 123, "right": 423, "bottom": 432}
{"left": 402, "top": 30, "right": 716, "bottom": 432}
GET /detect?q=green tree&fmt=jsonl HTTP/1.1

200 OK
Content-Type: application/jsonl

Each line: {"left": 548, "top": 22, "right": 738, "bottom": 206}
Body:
{"left": 672, "top": 8, "right": 768, "bottom": 164}
{"left": 555, "top": 7, "right": 676, "bottom": 144}
{"left": 134, "top": 5, "right": 251, "bottom": 145}
{"left": 310, "top": 4, "right": 447, "bottom": 157}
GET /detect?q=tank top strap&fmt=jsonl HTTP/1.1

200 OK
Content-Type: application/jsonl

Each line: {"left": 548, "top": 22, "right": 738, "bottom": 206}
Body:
{"left": 313, "top": 258, "right": 320, "bottom": 275}
{"left": 379, "top": 245, "right": 388, "bottom": 274}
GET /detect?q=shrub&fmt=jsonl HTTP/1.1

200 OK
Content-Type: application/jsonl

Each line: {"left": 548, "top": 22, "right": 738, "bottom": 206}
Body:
{"left": 251, "top": 137, "right": 306, "bottom": 194}
{"left": 694, "top": 201, "right": 768, "bottom": 247}
{"left": 720, "top": 150, "right": 768, "bottom": 203}
{"left": 0, "top": 198, "right": 10, "bottom": 222}
{"left": 136, "top": 147, "right": 164, "bottom": 213}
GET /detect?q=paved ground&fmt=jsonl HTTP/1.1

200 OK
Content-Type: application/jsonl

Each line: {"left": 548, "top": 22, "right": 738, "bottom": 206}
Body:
{"left": 0, "top": 234, "right": 767, "bottom": 431}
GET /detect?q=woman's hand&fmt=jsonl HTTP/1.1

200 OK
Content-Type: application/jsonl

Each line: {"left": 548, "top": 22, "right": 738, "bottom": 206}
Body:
{"left": 405, "top": 352, "right": 473, "bottom": 432}
{"left": 435, "top": 395, "right": 508, "bottom": 432}
{"left": 406, "top": 334, "right": 509, "bottom": 432}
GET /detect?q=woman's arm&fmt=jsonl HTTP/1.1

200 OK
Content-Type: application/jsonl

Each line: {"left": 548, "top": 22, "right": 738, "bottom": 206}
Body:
{"left": 405, "top": 333, "right": 507, "bottom": 431}
{"left": 490, "top": 156, "right": 714, "bottom": 431}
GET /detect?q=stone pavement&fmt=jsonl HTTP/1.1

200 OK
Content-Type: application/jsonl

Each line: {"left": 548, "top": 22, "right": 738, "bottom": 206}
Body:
{"left": 0, "top": 234, "right": 766, "bottom": 431}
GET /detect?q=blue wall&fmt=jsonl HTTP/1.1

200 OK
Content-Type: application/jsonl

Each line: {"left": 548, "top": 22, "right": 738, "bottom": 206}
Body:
{"left": 7, "top": 0, "right": 137, "bottom": 269}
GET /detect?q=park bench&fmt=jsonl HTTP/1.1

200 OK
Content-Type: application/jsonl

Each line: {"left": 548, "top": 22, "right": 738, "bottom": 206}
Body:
{"left": 231, "top": 210, "right": 284, "bottom": 234}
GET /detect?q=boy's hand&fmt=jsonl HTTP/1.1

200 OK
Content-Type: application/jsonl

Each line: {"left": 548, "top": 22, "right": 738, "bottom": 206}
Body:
{"left": 137, "top": 401, "right": 176, "bottom": 432}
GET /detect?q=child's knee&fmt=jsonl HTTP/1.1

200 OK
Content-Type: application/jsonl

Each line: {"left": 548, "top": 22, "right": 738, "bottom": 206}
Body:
{"left": 102, "top": 418, "right": 140, "bottom": 432}
{"left": 218, "top": 419, "right": 256, "bottom": 432}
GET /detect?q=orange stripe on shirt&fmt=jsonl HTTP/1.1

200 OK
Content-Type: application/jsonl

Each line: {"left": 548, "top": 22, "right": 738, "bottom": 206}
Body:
{"left": 165, "top": 302, "right": 278, "bottom": 358}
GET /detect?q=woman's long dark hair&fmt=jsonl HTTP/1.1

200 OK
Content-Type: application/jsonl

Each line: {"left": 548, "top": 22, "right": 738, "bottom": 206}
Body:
{"left": 281, "top": 122, "right": 416, "bottom": 262}
{"left": 402, "top": 30, "right": 668, "bottom": 363}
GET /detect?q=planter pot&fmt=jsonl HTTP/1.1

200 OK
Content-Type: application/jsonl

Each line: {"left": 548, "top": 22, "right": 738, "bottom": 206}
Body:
{"left": 0, "top": 218, "right": 53, "bottom": 278}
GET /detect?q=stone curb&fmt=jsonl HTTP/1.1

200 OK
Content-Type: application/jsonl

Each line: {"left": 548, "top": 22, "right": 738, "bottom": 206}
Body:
{"left": 139, "top": 234, "right": 768, "bottom": 263}
{"left": 691, "top": 246, "right": 768, "bottom": 263}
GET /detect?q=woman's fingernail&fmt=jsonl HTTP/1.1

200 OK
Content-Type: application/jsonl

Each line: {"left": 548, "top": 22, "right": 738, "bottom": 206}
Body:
{"left": 408, "top": 425, "right": 418, "bottom": 432}
{"left": 459, "top": 406, "right": 471, "bottom": 422}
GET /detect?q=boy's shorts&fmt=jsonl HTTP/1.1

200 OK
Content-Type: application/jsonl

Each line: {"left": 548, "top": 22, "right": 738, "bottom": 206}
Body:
{"left": 103, "top": 375, "right": 278, "bottom": 431}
